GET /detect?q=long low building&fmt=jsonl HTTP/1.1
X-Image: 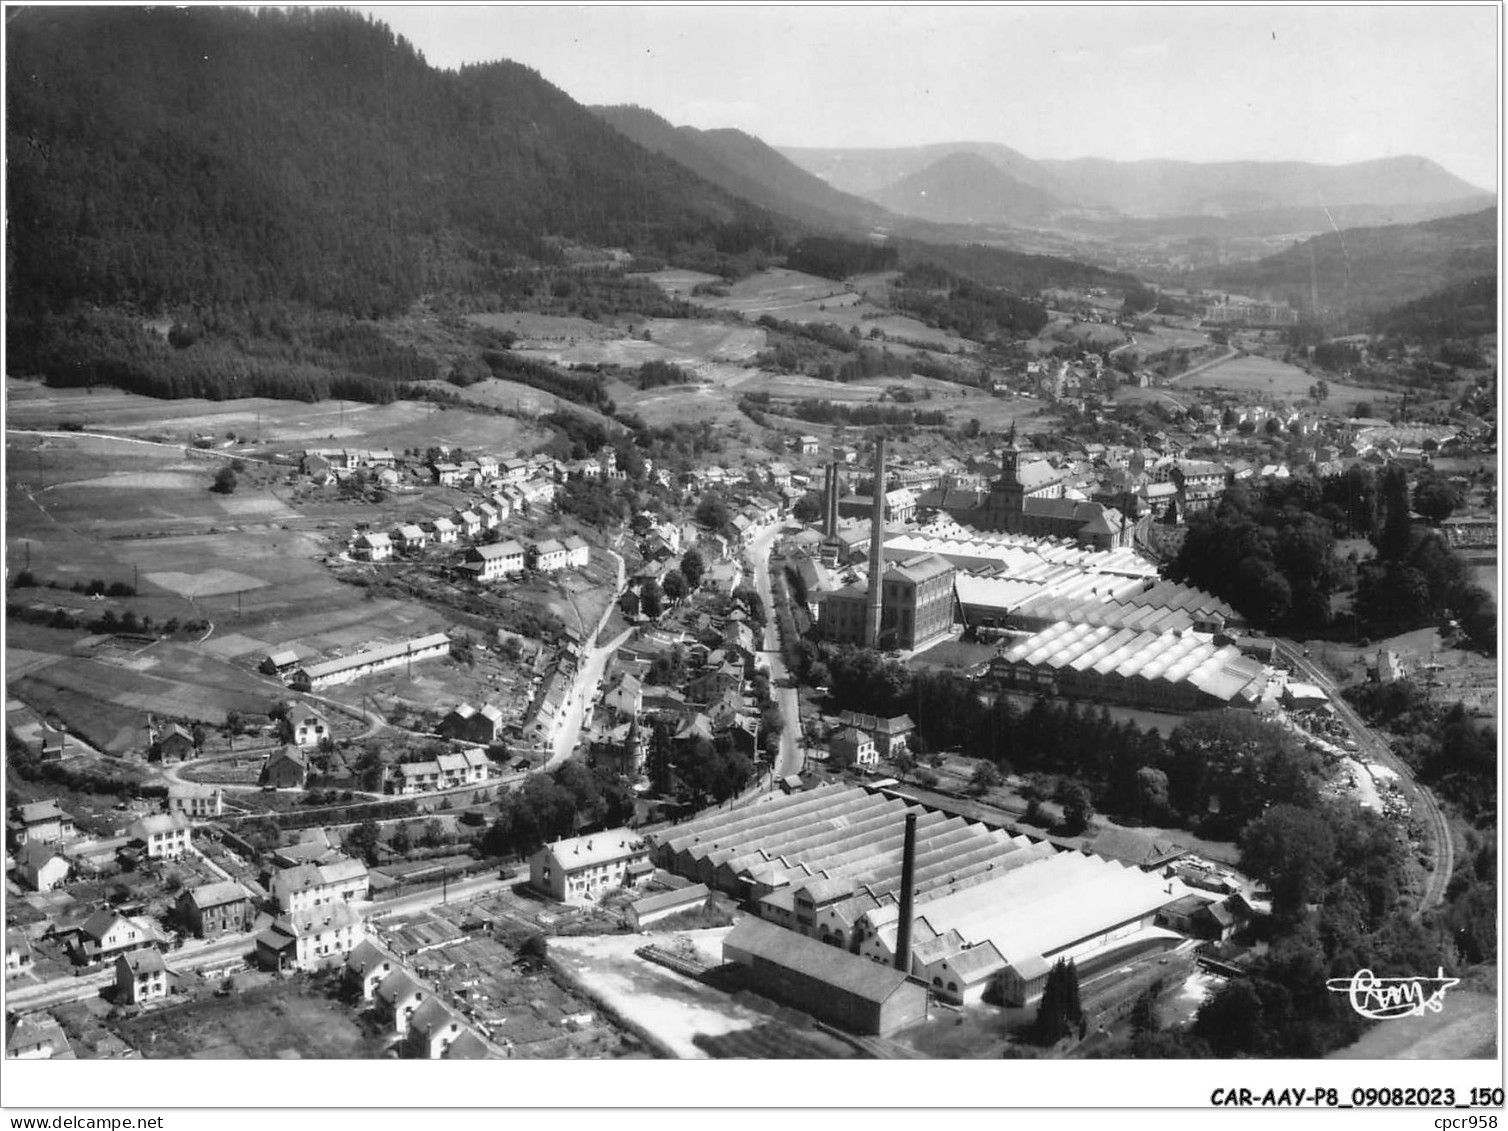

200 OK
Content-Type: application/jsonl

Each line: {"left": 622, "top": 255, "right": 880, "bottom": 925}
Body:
{"left": 722, "top": 916, "right": 928, "bottom": 1037}
{"left": 291, "top": 633, "right": 452, "bottom": 690}
{"left": 987, "top": 620, "right": 1280, "bottom": 712}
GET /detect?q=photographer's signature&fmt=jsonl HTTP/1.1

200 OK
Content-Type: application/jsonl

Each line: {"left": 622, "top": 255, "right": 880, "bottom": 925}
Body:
{"left": 1326, "top": 968, "right": 1460, "bottom": 1020}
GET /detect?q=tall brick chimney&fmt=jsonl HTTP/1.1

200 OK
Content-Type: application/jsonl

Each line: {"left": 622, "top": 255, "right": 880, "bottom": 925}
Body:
{"left": 894, "top": 810, "right": 917, "bottom": 973}
{"left": 865, "top": 437, "right": 886, "bottom": 648}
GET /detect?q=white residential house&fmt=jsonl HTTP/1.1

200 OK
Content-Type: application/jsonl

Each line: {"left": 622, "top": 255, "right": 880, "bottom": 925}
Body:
{"left": 530, "top": 539, "right": 568, "bottom": 572}
{"left": 285, "top": 704, "right": 331, "bottom": 749}
{"left": 115, "top": 950, "right": 170, "bottom": 1005}
{"left": 455, "top": 510, "right": 482, "bottom": 539}
{"left": 354, "top": 532, "right": 392, "bottom": 562}
{"left": 15, "top": 842, "right": 69, "bottom": 892}
{"left": 464, "top": 540, "right": 526, "bottom": 581}
{"left": 271, "top": 856, "right": 370, "bottom": 913}
{"left": 562, "top": 535, "right": 590, "bottom": 569}
{"left": 255, "top": 902, "right": 364, "bottom": 972}
{"left": 392, "top": 524, "right": 429, "bottom": 553}
{"left": 165, "top": 784, "right": 224, "bottom": 820}
{"left": 129, "top": 813, "right": 192, "bottom": 860}
{"left": 426, "top": 517, "right": 459, "bottom": 545}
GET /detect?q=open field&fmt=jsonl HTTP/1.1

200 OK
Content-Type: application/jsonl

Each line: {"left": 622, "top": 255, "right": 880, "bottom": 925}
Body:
{"left": 436, "top": 376, "right": 618, "bottom": 430}
{"left": 513, "top": 318, "right": 766, "bottom": 373}
{"left": 1040, "top": 318, "right": 1129, "bottom": 350}
{"left": 548, "top": 927, "right": 765, "bottom": 1059}
{"left": 1168, "top": 353, "right": 1380, "bottom": 411}
{"left": 7, "top": 378, "right": 552, "bottom": 454}
{"left": 112, "top": 979, "right": 389, "bottom": 1059}
{"left": 646, "top": 267, "right": 974, "bottom": 353}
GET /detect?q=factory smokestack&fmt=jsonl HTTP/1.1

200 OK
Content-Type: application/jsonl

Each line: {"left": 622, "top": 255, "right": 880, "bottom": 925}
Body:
{"left": 865, "top": 437, "right": 886, "bottom": 648}
{"left": 823, "top": 461, "right": 841, "bottom": 539}
{"left": 894, "top": 810, "right": 917, "bottom": 973}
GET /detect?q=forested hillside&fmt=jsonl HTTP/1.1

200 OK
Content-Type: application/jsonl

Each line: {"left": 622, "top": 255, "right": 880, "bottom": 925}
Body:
{"left": 6, "top": 7, "right": 786, "bottom": 325}
{"left": 1209, "top": 207, "right": 1497, "bottom": 315}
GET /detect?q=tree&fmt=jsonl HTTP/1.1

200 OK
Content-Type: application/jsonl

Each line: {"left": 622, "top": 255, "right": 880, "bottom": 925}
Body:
{"left": 1129, "top": 988, "right": 1162, "bottom": 1037}
{"left": 618, "top": 588, "right": 641, "bottom": 618}
{"left": 792, "top": 493, "right": 823, "bottom": 524}
{"left": 1412, "top": 477, "right": 1458, "bottom": 524}
{"left": 679, "top": 548, "right": 705, "bottom": 589}
{"left": 1057, "top": 780, "right": 1094, "bottom": 835}
{"left": 1239, "top": 804, "right": 1337, "bottom": 921}
{"left": 1030, "top": 958, "right": 1084, "bottom": 1045}
{"left": 639, "top": 579, "right": 664, "bottom": 619}
{"left": 694, "top": 494, "right": 731, "bottom": 533}
{"left": 969, "top": 762, "right": 1002, "bottom": 797}
{"left": 661, "top": 569, "right": 687, "bottom": 604}
{"left": 211, "top": 465, "right": 238, "bottom": 494}
{"left": 389, "top": 822, "right": 413, "bottom": 855}
{"left": 345, "top": 820, "right": 382, "bottom": 865}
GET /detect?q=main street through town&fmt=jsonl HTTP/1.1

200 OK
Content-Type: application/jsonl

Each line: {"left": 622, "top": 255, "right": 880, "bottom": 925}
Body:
{"left": 746, "top": 522, "right": 803, "bottom": 780}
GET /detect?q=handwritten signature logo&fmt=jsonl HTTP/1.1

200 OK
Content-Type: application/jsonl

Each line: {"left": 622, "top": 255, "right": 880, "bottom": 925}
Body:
{"left": 1325, "top": 968, "right": 1461, "bottom": 1020}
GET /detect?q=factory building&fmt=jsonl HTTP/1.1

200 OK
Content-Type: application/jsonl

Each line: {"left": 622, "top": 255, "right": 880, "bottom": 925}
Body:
{"left": 852, "top": 850, "right": 1191, "bottom": 1006}
{"left": 821, "top": 552, "right": 957, "bottom": 652}
{"left": 988, "top": 621, "right": 1280, "bottom": 711}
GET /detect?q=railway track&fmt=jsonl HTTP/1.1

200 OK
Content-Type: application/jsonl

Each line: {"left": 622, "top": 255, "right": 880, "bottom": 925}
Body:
{"left": 1276, "top": 643, "right": 1454, "bottom": 914}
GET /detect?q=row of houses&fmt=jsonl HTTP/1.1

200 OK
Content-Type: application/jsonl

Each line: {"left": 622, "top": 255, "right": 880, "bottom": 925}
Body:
{"left": 388, "top": 749, "right": 493, "bottom": 796}
{"left": 344, "top": 940, "right": 498, "bottom": 1058}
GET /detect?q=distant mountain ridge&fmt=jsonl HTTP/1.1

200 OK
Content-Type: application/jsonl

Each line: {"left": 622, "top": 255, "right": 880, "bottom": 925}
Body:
{"left": 871, "top": 152, "right": 1061, "bottom": 226}
{"left": 781, "top": 142, "right": 1492, "bottom": 225}
{"left": 590, "top": 104, "right": 889, "bottom": 235}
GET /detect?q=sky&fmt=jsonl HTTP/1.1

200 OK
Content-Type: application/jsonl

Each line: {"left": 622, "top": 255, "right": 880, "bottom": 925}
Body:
{"left": 351, "top": 4, "right": 1499, "bottom": 191}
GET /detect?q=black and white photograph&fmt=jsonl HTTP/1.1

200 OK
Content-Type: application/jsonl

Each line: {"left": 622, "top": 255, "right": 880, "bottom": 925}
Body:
{"left": 2, "top": 2, "right": 1500, "bottom": 1122}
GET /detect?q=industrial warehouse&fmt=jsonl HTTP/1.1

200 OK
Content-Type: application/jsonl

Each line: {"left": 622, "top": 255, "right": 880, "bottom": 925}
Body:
{"left": 986, "top": 621, "right": 1282, "bottom": 711}
{"left": 642, "top": 786, "right": 1209, "bottom": 1034}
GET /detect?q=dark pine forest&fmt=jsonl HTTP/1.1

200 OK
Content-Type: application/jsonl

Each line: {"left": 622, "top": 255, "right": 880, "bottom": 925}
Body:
{"left": 6, "top": 6, "right": 788, "bottom": 399}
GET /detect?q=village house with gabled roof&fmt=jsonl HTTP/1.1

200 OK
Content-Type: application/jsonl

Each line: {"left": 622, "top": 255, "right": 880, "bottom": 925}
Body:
{"left": 375, "top": 967, "right": 428, "bottom": 1036}
{"left": 438, "top": 703, "right": 505, "bottom": 747}
{"left": 254, "top": 901, "right": 364, "bottom": 973}
{"left": 151, "top": 723, "right": 197, "bottom": 763}
{"left": 15, "top": 841, "right": 69, "bottom": 892}
{"left": 405, "top": 996, "right": 469, "bottom": 1059}
{"left": 177, "top": 880, "right": 253, "bottom": 938}
{"left": 529, "top": 829, "right": 652, "bottom": 905}
{"left": 392, "top": 523, "right": 429, "bottom": 553}
{"left": 354, "top": 531, "right": 392, "bottom": 561}
{"left": 561, "top": 533, "right": 592, "bottom": 568}
{"left": 461, "top": 540, "right": 526, "bottom": 582}
{"left": 72, "top": 910, "right": 160, "bottom": 966}
{"left": 435, "top": 750, "right": 491, "bottom": 789}
{"left": 530, "top": 538, "right": 568, "bottom": 572}
{"left": 115, "top": 949, "right": 170, "bottom": 1005}
{"left": 128, "top": 812, "right": 191, "bottom": 860}
{"left": 5, "top": 1014, "right": 72, "bottom": 1061}
{"left": 11, "top": 799, "right": 75, "bottom": 846}
{"left": 260, "top": 746, "right": 308, "bottom": 790}
{"left": 344, "top": 939, "right": 398, "bottom": 1001}
{"left": 283, "top": 703, "right": 330, "bottom": 748}
{"left": 271, "top": 855, "right": 369, "bottom": 913}
{"left": 425, "top": 516, "right": 459, "bottom": 544}
{"left": 6, "top": 929, "right": 35, "bottom": 978}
